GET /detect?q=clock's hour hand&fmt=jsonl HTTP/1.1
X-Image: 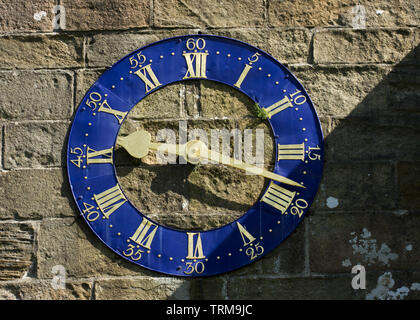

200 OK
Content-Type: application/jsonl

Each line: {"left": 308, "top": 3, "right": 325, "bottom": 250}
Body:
{"left": 117, "top": 130, "right": 305, "bottom": 188}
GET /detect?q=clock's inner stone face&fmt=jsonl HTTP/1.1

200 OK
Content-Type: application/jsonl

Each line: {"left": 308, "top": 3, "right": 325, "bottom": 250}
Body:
{"left": 115, "top": 80, "right": 275, "bottom": 231}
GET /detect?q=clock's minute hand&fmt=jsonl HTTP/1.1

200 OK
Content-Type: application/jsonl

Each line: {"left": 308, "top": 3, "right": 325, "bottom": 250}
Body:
{"left": 117, "top": 130, "right": 305, "bottom": 189}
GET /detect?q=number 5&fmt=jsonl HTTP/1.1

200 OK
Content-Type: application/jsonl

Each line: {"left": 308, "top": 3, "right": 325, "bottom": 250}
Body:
{"left": 248, "top": 52, "right": 261, "bottom": 63}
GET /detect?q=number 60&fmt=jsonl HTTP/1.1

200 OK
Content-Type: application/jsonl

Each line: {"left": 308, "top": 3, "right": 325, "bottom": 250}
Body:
{"left": 186, "top": 38, "right": 206, "bottom": 50}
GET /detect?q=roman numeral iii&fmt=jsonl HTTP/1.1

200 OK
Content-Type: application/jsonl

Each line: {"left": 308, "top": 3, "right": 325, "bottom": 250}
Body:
{"left": 277, "top": 142, "right": 305, "bottom": 161}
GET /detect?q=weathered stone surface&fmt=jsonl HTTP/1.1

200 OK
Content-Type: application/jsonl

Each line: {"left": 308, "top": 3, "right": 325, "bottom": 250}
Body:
{"left": 186, "top": 164, "right": 266, "bottom": 216}
{"left": 0, "top": 280, "right": 92, "bottom": 300}
{"left": 0, "top": 223, "right": 34, "bottom": 281}
{"left": 0, "top": 0, "right": 54, "bottom": 32}
{"left": 152, "top": 213, "right": 242, "bottom": 231}
{"left": 75, "top": 69, "right": 105, "bottom": 107}
{"left": 308, "top": 212, "right": 420, "bottom": 273}
{"left": 268, "top": 0, "right": 419, "bottom": 27}
{"left": 313, "top": 28, "right": 414, "bottom": 64}
{"left": 227, "top": 276, "right": 361, "bottom": 299}
{"left": 86, "top": 30, "right": 198, "bottom": 67}
{"left": 211, "top": 28, "right": 311, "bottom": 64}
{"left": 0, "top": 71, "right": 73, "bottom": 121}
{"left": 0, "top": 125, "right": 3, "bottom": 170}
{"left": 0, "top": 288, "right": 17, "bottom": 300}
{"left": 199, "top": 80, "right": 257, "bottom": 119}
{"left": 36, "top": 218, "right": 152, "bottom": 278}
{"left": 364, "top": 270, "right": 420, "bottom": 300}
{"left": 61, "top": 0, "right": 150, "bottom": 31}
{"left": 327, "top": 115, "right": 420, "bottom": 162}
{"left": 154, "top": 0, "right": 265, "bottom": 28}
{"left": 94, "top": 278, "right": 189, "bottom": 300}
{"left": 237, "top": 118, "right": 276, "bottom": 166}
{"left": 397, "top": 162, "right": 420, "bottom": 210}
{"left": 4, "top": 121, "right": 69, "bottom": 169}
{"left": 129, "top": 82, "right": 183, "bottom": 119}
{"left": 313, "top": 162, "right": 396, "bottom": 212}
{"left": 116, "top": 166, "right": 189, "bottom": 214}
{"left": 291, "top": 65, "right": 393, "bottom": 118}
{"left": 260, "top": 223, "right": 306, "bottom": 275}
{"left": 0, "top": 169, "right": 74, "bottom": 219}
{"left": 189, "top": 277, "right": 225, "bottom": 299}
{"left": 0, "top": 35, "right": 83, "bottom": 69}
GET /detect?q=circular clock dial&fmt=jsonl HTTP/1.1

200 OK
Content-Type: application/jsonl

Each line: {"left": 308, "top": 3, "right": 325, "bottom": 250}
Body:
{"left": 115, "top": 80, "right": 274, "bottom": 231}
{"left": 67, "top": 35, "right": 324, "bottom": 277}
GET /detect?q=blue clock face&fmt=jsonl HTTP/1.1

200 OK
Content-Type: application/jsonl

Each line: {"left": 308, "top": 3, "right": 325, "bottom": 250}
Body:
{"left": 67, "top": 35, "right": 324, "bottom": 277}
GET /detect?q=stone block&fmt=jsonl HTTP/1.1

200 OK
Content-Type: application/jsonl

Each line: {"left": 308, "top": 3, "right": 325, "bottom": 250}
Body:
{"left": 211, "top": 28, "right": 311, "bottom": 64}
{"left": 36, "top": 218, "right": 153, "bottom": 278}
{"left": 186, "top": 164, "right": 266, "bottom": 216}
{"left": 312, "top": 161, "right": 397, "bottom": 212}
{"left": 152, "top": 213, "right": 242, "bottom": 231}
{"left": 0, "top": 35, "right": 83, "bottom": 69}
{"left": 4, "top": 121, "right": 69, "bottom": 169}
{"left": 199, "top": 80, "right": 257, "bottom": 119}
{"left": 0, "top": 223, "right": 34, "bottom": 281}
{"left": 0, "top": 169, "right": 74, "bottom": 219}
{"left": 0, "top": 71, "right": 73, "bottom": 121}
{"left": 308, "top": 211, "right": 420, "bottom": 273}
{"left": 116, "top": 166, "right": 189, "bottom": 215}
{"left": 189, "top": 277, "right": 225, "bottom": 299}
{"left": 61, "top": 0, "right": 150, "bottom": 31}
{"left": 154, "top": 0, "right": 265, "bottom": 28}
{"left": 75, "top": 69, "right": 106, "bottom": 107}
{"left": 313, "top": 28, "right": 414, "bottom": 64}
{"left": 0, "top": 0, "right": 54, "bottom": 32}
{"left": 227, "top": 275, "right": 361, "bottom": 299}
{"left": 268, "top": 0, "right": 419, "bottom": 27}
{"left": 0, "top": 280, "right": 92, "bottom": 300}
{"left": 291, "top": 65, "right": 393, "bottom": 118}
{"left": 94, "top": 278, "right": 189, "bottom": 300}
{"left": 326, "top": 115, "right": 420, "bottom": 162}
{"left": 86, "top": 30, "right": 198, "bottom": 67}
{"left": 397, "top": 162, "right": 420, "bottom": 210}
{"left": 129, "top": 82, "right": 183, "bottom": 119}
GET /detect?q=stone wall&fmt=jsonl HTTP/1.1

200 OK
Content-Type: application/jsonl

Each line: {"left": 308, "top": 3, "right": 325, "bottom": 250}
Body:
{"left": 0, "top": 0, "right": 419, "bottom": 300}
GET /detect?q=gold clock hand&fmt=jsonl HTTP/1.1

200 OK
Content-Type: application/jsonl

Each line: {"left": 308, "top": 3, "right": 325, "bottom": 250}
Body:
{"left": 191, "top": 141, "right": 305, "bottom": 188}
{"left": 117, "top": 130, "right": 305, "bottom": 188}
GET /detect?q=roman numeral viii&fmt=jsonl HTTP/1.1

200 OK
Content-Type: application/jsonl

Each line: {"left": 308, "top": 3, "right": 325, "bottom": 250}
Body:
{"left": 261, "top": 181, "right": 296, "bottom": 213}
{"left": 93, "top": 184, "right": 127, "bottom": 219}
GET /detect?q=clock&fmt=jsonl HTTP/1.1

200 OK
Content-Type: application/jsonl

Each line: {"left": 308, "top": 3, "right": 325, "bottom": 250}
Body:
{"left": 67, "top": 35, "right": 324, "bottom": 277}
